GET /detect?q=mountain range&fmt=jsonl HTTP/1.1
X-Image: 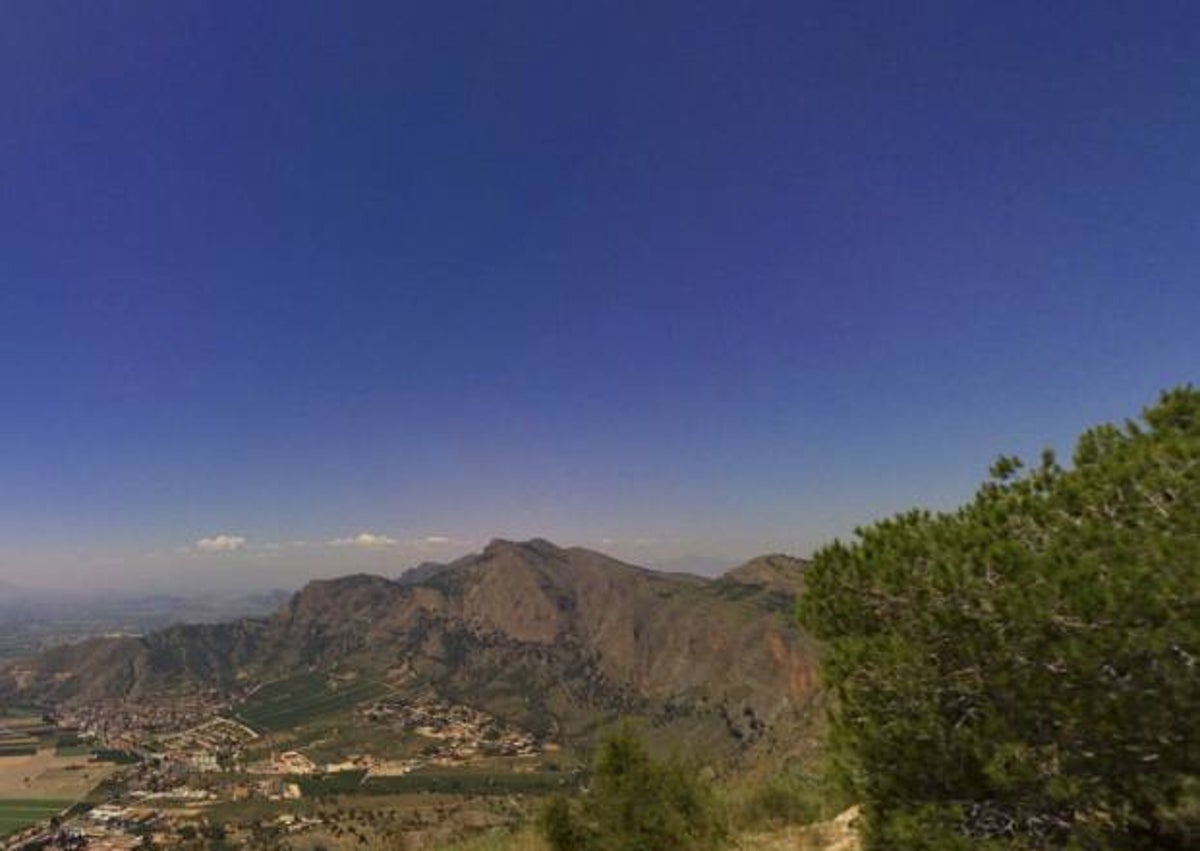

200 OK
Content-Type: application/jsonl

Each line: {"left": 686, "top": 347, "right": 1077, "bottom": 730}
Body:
{"left": 1, "top": 539, "right": 816, "bottom": 758}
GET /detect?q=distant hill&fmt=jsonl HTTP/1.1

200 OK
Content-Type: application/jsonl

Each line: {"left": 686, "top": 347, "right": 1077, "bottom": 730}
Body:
{"left": 649, "top": 555, "right": 740, "bottom": 577}
{"left": 1, "top": 540, "right": 820, "bottom": 759}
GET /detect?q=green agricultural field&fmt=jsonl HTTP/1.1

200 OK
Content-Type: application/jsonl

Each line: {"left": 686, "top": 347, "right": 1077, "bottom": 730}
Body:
{"left": 363, "top": 771, "right": 575, "bottom": 797}
{"left": 0, "top": 745, "right": 37, "bottom": 758}
{"left": 53, "top": 735, "right": 91, "bottom": 758}
{"left": 52, "top": 746, "right": 91, "bottom": 758}
{"left": 91, "top": 749, "right": 140, "bottom": 765}
{"left": 0, "top": 799, "right": 72, "bottom": 838}
{"left": 295, "top": 769, "right": 368, "bottom": 796}
{"left": 235, "top": 673, "right": 389, "bottom": 732}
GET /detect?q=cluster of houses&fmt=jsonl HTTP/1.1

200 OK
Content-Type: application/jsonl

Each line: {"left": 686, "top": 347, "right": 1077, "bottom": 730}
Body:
{"left": 3, "top": 688, "right": 563, "bottom": 850}
{"left": 156, "top": 717, "right": 258, "bottom": 773}
{"left": 244, "top": 749, "right": 317, "bottom": 776}
{"left": 54, "top": 697, "right": 224, "bottom": 752}
{"left": 360, "top": 695, "right": 550, "bottom": 765}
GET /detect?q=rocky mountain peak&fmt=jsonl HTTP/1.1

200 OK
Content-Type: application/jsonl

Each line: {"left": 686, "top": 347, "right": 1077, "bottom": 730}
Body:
{"left": 482, "top": 537, "right": 567, "bottom": 560}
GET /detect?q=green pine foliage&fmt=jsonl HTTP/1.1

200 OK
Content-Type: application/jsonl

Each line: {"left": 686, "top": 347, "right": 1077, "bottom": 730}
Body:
{"left": 799, "top": 387, "right": 1200, "bottom": 849}
{"left": 539, "top": 729, "right": 725, "bottom": 851}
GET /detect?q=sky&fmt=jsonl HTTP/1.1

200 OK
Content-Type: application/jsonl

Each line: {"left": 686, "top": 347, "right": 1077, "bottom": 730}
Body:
{"left": 1, "top": 1, "right": 1197, "bottom": 592}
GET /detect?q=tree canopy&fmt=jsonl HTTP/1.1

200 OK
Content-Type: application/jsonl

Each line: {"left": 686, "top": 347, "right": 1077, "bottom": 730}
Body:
{"left": 799, "top": 387, "right": 1200, "bottom": 849}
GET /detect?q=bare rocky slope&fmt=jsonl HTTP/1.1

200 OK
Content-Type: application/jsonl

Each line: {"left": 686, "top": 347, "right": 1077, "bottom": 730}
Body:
{"left": 1, "top": 539, "right": 820, "bottom": 756}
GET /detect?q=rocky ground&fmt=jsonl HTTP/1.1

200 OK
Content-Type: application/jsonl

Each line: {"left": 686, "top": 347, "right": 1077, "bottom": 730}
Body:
{"left": 733, "top": 807, "right": 860, "bottom": 851}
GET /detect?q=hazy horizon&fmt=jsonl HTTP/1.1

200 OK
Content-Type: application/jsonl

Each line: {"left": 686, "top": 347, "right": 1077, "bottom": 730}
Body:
{"left": 2, "top": 3, "right": 1196, "bottom": 593}
{"left": 0, "top": 535, "right": 752, "bottom": 595}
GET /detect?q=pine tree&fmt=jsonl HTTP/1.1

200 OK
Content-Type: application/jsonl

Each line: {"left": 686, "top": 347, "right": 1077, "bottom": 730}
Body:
{"left": 799, "top": 387, "right": 1200, "bottom": 849}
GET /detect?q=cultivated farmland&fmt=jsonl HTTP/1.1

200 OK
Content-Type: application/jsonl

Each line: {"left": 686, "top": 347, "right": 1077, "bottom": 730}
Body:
{"left": 0, "top": 750, "right": 115, "bottom": 800}
{"left": 0, "top": 799, "right": 72, "bottom": 838}
{"left": 235, "top": 674, "right": 389, "bottom": 732}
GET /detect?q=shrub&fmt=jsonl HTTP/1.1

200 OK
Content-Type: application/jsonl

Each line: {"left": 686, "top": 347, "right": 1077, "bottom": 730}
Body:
{"left": 539, "top": 729, "right": 725, "bottom": 851}
{"left": 737, "top": 766, "right": 851, "bottom": 828}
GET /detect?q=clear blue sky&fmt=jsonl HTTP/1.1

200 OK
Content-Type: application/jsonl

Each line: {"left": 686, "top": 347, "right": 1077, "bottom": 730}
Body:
{"left": 1, "top": 2, "right": 1196, "bottom": 590}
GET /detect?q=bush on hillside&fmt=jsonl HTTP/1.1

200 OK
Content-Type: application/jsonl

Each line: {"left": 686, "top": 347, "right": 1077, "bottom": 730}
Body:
{"left": 799, "top": 387, "right": 1200, "bottom": 849}
{"left": 539, "top": 729, "right": 725, "bottom": 851}
{"left": 733, "top": 764, "right": 853, "bottom": 829}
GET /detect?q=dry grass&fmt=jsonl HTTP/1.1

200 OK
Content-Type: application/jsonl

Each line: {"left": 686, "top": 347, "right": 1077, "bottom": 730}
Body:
{"left": 733, "top": 807, "right": 861, "bottom": 851}
{"left": 0, "top": 749, "right": 115, "bottom": 799}
{"left": 432, "top": 828, "right": 548, "bottom": 851}
{"left": 426, "top": 808, "right": 861, "bottom": 851}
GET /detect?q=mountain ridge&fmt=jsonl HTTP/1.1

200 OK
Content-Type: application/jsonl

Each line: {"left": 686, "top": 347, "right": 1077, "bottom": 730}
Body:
{"left": 1, "top": 540, "right": 820, "bottom": 756}
{"left": 722, "top": 554, "right": 808, "bottom": 596}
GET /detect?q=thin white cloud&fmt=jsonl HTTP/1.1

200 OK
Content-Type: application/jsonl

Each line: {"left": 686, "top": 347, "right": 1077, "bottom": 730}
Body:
{"left": 329, "top": 532, "right": 398, "bottom": 548}
{"left": 195, "top": 534, "right": 247, "bottom": 553}
{"left": 421, "top": 536, "right": 451, "bottom": 545}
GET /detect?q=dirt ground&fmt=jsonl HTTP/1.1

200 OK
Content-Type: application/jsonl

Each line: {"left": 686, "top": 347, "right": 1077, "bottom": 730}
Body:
{"left": 0, "top": 749, "right": 115, "bottom": 799}
{"left": 734, "top": 807, "right": 861, "bottom": 851}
